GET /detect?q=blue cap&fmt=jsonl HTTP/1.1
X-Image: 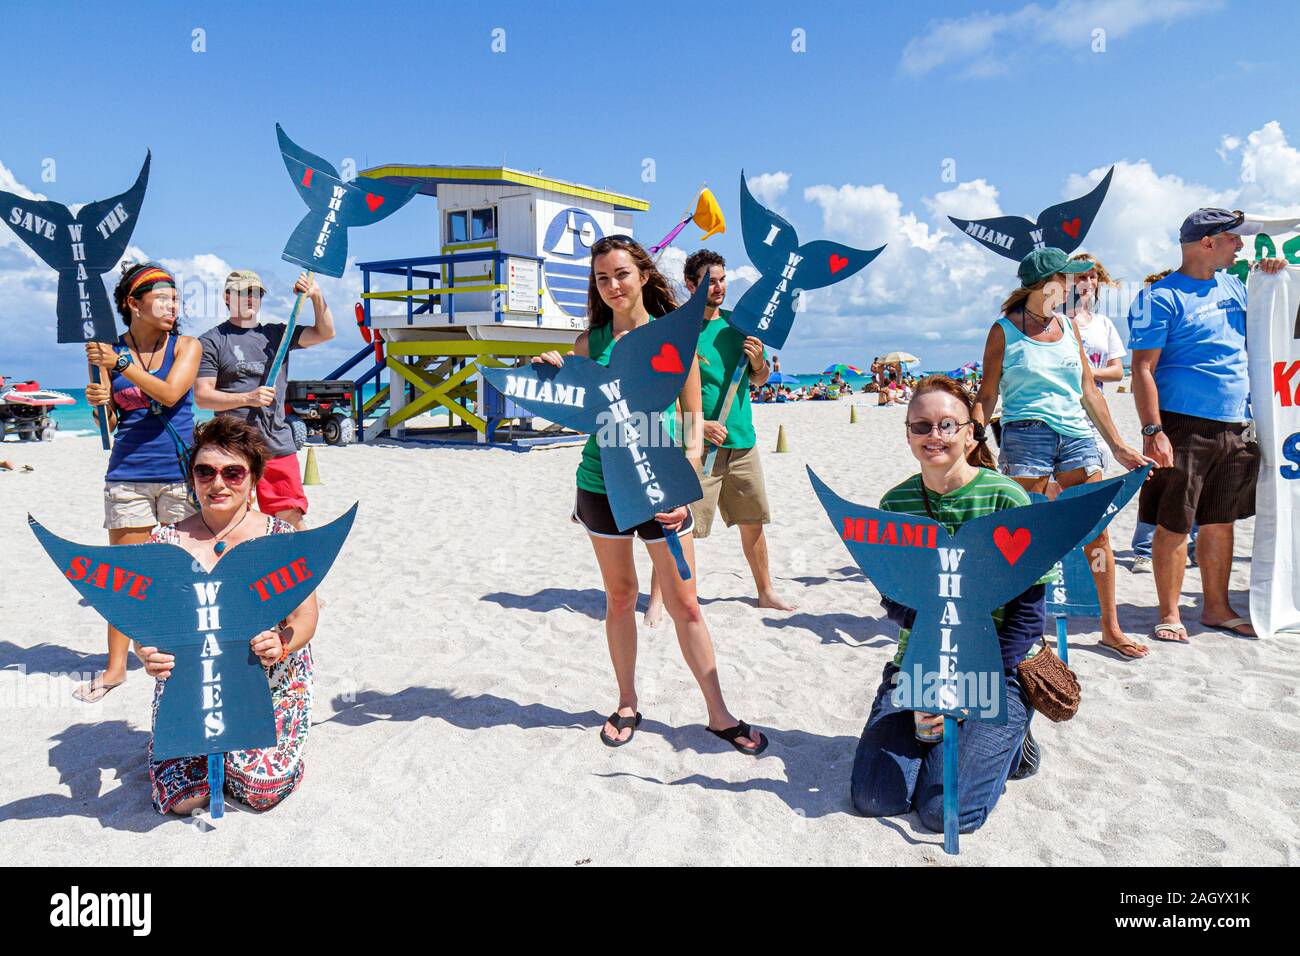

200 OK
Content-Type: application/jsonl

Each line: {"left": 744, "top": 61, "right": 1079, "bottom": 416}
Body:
{"left": 1179, "top": 208, "right": 1245, "bottom": 244}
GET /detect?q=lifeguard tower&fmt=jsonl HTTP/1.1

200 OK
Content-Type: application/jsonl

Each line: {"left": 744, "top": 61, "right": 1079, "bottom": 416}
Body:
{"left": 331, "top": 164, "right": 649, "bottom": 444}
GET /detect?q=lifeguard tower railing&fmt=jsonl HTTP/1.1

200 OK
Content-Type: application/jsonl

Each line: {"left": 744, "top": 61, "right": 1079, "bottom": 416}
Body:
{"left": 328, "top": 249, "right": 577, "bottom": 443}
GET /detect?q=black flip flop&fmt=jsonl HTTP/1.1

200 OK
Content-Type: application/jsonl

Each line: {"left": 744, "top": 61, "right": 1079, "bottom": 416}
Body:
{"left": 708, "top": 720, "right": 768, "bottom": 756}
{"left": 600, "top": 711, "right": 642, "bottom": 748}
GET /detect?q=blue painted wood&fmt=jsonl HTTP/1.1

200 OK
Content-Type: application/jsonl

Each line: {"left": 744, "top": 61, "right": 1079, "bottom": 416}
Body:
{"left": 208, "top": 754, "right": 225, "bottom": 819}
{"left": 664, "top": 529, "right": 691, "bottom": 581}
{"left": 943, "top": 717, "right": 959, "bottom": 855}
{"left": 701, "top": 356, "right": 747, "bottom": 477}
{"left": 264, "top": 287, "right": 307, "bottom": 387}
{"left": 1056, "top": 614, "right": 1069, "bottom": 665}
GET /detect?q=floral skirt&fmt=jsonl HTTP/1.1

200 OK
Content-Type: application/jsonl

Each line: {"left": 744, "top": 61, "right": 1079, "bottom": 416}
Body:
{"left": 148, "top": 644, "right": 314, "bottom": 814}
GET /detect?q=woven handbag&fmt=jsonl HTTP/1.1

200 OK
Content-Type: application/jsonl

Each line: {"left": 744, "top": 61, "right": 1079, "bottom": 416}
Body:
{"left": 1016, "top": 637, "right": 1080, "bottom": 722}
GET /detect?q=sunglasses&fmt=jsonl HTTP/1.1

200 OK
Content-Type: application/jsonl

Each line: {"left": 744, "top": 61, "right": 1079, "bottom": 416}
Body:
{"left": 192, "top": 463, "right": 250, "bottom": 484}
{"left": 906, "top": 419, "right": 972, "bottom": 438}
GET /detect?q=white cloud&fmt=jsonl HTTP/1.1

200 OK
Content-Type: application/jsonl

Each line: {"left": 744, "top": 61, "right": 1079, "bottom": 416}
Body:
{"left": 902, "top": 0, "right": 1222, "bottom": 77}
{"left": 923, "top": 179, "right": 1003, "bottom": 226}
{"left": 747, "top": 171, "right": 790, "bottom": 212}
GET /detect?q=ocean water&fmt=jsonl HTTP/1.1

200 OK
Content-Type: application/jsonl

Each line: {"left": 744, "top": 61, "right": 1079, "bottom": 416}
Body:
{"left": 32, "top": 387, "right": 213, "bottom": 438}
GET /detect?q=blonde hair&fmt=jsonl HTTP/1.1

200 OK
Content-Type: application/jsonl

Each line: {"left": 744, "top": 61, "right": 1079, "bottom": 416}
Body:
{"left": 999, "top": 275, "right": 1052, "bottom": 316}
{"left": 1068, "top": 252, "right": 1117, "bottom": 286}
{"left": 1143, "top": 268, "right": 1172, "bottom": 285}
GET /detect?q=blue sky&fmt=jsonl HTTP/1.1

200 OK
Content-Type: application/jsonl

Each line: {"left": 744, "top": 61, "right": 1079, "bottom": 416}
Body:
{"left": 3, "top": 0, "right": 1300, "bottom": 384}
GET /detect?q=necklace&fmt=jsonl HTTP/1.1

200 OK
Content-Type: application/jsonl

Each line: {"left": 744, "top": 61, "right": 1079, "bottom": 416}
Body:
{"left": 1018, "top": 305, "right": 1056, "bottom": 335}
{"left": 199, "top": 503, "right": 251, "bottom": 555}
{"left": 127, "top": 329, "right": 167, "bottom": 374}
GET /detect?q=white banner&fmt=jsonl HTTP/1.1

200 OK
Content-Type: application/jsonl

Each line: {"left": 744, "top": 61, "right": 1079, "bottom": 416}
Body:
{"left": 1247, "top": 267, "right": 1300, "bottom": 639}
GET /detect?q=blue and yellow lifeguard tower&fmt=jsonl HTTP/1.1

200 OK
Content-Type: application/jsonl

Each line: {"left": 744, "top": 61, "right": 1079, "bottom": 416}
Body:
{"left": 333, "top": 163, "right": 649, "bottom": 444}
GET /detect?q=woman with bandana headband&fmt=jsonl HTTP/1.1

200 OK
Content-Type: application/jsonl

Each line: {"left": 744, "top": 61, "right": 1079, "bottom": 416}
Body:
{"left": 77, "top": 262, "right": 201, "bottom": 703}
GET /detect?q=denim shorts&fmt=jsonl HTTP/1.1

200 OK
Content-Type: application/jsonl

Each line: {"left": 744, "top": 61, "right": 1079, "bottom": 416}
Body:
{"left": 997, "top": 419, "right": 1103, "bottom": 479}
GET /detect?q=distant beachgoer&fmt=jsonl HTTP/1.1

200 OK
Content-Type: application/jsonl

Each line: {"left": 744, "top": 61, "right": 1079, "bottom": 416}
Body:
{"left": 0, "top": 460, "right": 33, "bottom": 472}
{"left": 135, "top": 417, "right": 317, "bottom": 814}
{"left": 532, "top": 236, "right": 766, "bottom": 755}
{"left": 851, "top": 375, "right": 1044, "bottom": 832}
{"left": 196, "top": 270, "right": 336, "bottom": 530}
{"left": 80, "top": 262, "right": 199, "bottom": 703}
{"left": 975, "top": 248, "right": 1152, "bottom": 660}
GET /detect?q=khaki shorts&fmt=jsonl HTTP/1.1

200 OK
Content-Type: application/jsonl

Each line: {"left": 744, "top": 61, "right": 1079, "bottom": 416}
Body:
{"left": 691, "top": 444, "right": 771, "bottom": 538}
{"left": 104, "top": 481, "right": 196, "bottom": 530}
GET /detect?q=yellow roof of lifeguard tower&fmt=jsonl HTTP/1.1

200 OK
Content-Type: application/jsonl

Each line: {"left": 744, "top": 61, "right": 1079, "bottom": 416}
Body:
{"left": 359, "top": 164, "right": 650, "bottom": 212}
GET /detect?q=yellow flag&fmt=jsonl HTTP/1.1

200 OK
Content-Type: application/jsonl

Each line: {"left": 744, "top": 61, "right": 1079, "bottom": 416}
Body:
{"left": 692, "top": 188, "right": 726, "bottom": 241}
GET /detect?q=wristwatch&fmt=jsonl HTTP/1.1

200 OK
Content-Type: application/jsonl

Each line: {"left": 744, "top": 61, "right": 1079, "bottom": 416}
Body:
{"left": 1141, "top": 423, "right": 1163, "bottom": 436}
{"left": 112, "top": 351, "right": 133, "bottom": 374}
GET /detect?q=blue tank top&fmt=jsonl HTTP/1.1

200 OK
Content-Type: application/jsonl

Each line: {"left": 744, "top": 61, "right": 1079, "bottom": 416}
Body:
{"left": 996, "top": 313, "right": 1093, "bottom": 439}
{"left": 105, "top": 334, "right": 195, "bottom": 483}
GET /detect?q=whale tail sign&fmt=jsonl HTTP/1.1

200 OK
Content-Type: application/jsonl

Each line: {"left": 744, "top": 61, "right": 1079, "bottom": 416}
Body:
{"left": 29, "top": 504, "right": 358, "bottom": 760}
{"left": 808, "top": 468, "right": 1121, "bottom": 723}
{"left": 0, "top": 152, "right": 150, "bottom": 343}
{"left": 277, "top": 125, "right": 417, "bottom": 278}
{"left": 480, "top": 279, "right": 711, "bottom": 533}
{"left": 729, "top": 171, "right": 885, "bottom": 350}
{"left": 948, "top": 166, "right": 1114, "bottom": 262}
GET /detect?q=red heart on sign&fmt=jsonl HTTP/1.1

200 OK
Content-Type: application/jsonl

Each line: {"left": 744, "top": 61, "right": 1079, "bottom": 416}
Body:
{"left": 993, "top": 526, "right": 1031, "bottom": 565}
{"left": 829, "top": 253, "right": 849, "bottom": 274}
{"left": 650, "top": 343, "right": 684, "bottom": 375}
{"left": 301, "top": 168, "right": 315, "bottom": 188}
{"left": 1061, "top": 217, "right": 1081, "bottom": 239}
{"left": 365, "top": 193, "right": 384, "bottom": 212}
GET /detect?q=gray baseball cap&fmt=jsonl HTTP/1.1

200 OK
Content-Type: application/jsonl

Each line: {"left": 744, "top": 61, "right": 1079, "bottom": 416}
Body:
{"left": 1179, "top": 208, "right": 1245, "bottom": 244}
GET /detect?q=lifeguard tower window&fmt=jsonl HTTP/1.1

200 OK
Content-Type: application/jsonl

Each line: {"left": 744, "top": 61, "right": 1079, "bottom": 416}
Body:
{"left": 446, "top": 207, "right": 497, "bottom": 244}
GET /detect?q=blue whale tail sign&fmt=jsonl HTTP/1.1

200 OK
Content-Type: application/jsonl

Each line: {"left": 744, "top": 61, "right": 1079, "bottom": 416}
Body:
{"left": 29, "top": 504, "right": 358, "bottom": 760}
{"left": 729, "top": 171, "right": 885, "bottom": 350}
{"left": 277, "top": 125, "right": 418, "bottom": 278}
{"left": 0, "top": 152, "right": 150, "bottom": 343}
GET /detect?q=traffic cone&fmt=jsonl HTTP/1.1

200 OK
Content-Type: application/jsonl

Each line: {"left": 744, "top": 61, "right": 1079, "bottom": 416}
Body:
{"left": 775, "top": 424, "right": 790, "bottom": 453}
{"left": 303, "top": 447, "right": 321, "bottom": 485}
{"left": 850, "top": 405, "right": 859, "bottom": 424}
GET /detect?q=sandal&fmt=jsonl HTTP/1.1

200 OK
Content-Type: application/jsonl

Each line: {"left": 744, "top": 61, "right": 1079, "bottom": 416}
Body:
{"left": 599, "top": 711, "right": 642, "bottom": 748}
{"left": 708, "top": 720, "right": 768, "bottom": 756}
{"left": 73, "top": 673, "right": 124, "bottom": 703}
{"left": 1097, "top": 635, "right": 1148, "bottom": 660}
{"left": 1151, "top": 623, "right": 1189, "bottom": 644}
{"left": 1202, "top": 617, "right": 1257, "bottom": 639}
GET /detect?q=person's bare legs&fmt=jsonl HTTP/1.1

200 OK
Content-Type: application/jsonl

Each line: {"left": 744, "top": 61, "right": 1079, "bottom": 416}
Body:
{"left": 644, "top": 567, "right": 664, "bottom": 628}
{"left": 588, "top": 533, "right": 640, "bottom": 742}
{"left": 738, "top": 522, "right": 796, "bottom": 611}
{"left": 76, "top": 525, "right": 153, "bottom": 702}
{"left": 644, "top": 532, "right": 762, "bottom": 749}
{"left": 1195, "top": 522, "right": 1255, "bottom": 636}
{"left": 1057, "top": 468, "right": 1148, "bottom": 657}
{"left": 1152, "top": 525, "right": 1190, "bottom": 642}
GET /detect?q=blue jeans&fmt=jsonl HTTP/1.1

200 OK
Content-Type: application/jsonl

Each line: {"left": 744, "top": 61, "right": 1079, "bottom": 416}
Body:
{"left": 1131, "top": 520, "right": 1198, "bottom": 559}
{"left": 850, "top": 663, "right": 1031, "bottom": 834}
{"left": 998, "top": 419, "right": 1103, "bottom": 479}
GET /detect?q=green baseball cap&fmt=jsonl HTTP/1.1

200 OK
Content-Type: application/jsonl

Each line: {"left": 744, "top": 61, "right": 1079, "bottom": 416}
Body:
{"left": 224, "top": 269, "right": 267, "bottom": 294}
{"left": 1017, "top": 247, "right": 1093, "bottom": 287}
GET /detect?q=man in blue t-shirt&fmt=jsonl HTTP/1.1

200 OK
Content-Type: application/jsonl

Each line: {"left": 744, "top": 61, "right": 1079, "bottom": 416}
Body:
{"left": 1127, "top": 208, "right": 1285, "bottom": 642}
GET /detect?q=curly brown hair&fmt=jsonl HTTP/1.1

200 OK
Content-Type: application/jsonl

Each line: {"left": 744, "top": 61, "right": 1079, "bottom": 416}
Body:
{"left": 909, "top": 374, "right": 997, "bottom": 470}
{"left": 586, "top": 235, "right": 678, "bottom": 328}
{"left": 187, "top": 416, "right": 271, "bottom": 487}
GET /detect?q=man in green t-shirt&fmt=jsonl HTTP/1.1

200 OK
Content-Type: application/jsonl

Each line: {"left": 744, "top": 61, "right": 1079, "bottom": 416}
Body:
{"left": 645, "top": 250, "right": 795, "bottom": 625}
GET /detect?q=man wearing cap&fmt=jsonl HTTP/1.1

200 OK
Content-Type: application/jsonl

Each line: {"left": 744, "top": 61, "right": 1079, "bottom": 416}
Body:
{"left": 1127, "top": 209, "right": 1285, "bottom": 642}
{"left": 195, "top": 270, "right": 335, "bottom": 528}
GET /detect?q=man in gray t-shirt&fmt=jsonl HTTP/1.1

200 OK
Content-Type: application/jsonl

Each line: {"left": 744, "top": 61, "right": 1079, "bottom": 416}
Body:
{"left": 196, "top": 270, "right": 335, "bottom": 527}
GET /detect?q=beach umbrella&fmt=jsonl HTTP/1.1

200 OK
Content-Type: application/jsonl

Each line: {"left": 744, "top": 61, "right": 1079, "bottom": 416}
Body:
{"left": 822, "top": 363, "right": 864, "bottom": 376}
{"left": 767, "top": 370, "right": 799, "bottom": 386}
{"left": 881, "top": 351, "right": 919, "bottom": 365}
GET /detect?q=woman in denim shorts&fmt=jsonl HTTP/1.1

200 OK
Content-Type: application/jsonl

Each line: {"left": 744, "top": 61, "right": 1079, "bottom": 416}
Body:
{"left": 975, "top": 249, "right": 1153, "bottom": 660}
{"left": 79, "top": 263, "right": 200, "bottom": 702}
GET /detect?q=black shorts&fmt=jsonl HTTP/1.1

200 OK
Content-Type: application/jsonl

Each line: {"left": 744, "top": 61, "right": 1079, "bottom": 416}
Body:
{"left": 572, "top": 488, "right": 694, "bottom": 541}
{"left": 1137, "top": 410, "right": 1260, "bottom": 534}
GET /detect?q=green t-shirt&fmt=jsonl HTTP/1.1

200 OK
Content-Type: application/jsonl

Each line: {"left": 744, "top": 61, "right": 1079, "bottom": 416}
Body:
{"left": 878, "top": 468, "right": 1031, "bottom": 665}
{"left": 575, "top": 320, "right": 679, "bottom": 495}
{"left": 697, "top": 314, "right": 765, "bottom": 450}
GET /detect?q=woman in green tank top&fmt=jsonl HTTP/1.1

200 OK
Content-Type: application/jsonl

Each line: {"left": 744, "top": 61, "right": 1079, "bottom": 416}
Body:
{"left": 532, "top": 236, "right": 767, "bottom": 755}
{"left": 974, "top": 248, "right": 1152, "bottom": 660}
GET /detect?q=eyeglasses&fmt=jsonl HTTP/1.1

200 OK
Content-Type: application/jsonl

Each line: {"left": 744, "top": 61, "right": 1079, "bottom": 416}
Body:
{"left": 193, "top": 463, "right": 250, "bottom": 484}
{"left": 906, "top": 419, "right": 972, "bottom": 437}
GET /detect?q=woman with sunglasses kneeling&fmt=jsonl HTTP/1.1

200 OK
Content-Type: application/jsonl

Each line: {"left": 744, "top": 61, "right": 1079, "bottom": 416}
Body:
{"left": 850, "top": 376, "right": 1044, "bottom": 834}
{"left": 132, "top": 417, "right": 318, "bottom": 815}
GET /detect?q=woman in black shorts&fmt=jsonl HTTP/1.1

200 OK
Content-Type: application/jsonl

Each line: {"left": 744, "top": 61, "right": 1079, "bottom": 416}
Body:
{"left": 534, "top": 236, "right": 766, "bottom": 755}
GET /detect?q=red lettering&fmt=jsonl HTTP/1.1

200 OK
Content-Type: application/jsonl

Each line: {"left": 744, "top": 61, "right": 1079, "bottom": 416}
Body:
{"left": 867, "top": 519, "right": 879, "bottom": 544}
{"left": 111, "top": 567, "right": 135, "bottom": 593}
{"left": 64, "top": 555, "right": 90, "bottom": 582}
{"left": 1275, "top": 361, "right": 1300, "bottom": 407}
{"left": 902, "top": 523, "right": 926, "bottom": 547}
{"left": 290, "top": 557, "right": 312, "bottom": 583}
{"left": 250, "top": 579, "right": 271, "bottom": 602}
{"left": 91, "top": 562, "right": 109, "bottom": 589}
{"left": 128, "top": 575, "right": 152, "bottom": 601}
{"left": 927, "top": 526, "right": 937, "bottom": 549}
{"left": 880, "top": 522, "right": 898, "bottom": 546}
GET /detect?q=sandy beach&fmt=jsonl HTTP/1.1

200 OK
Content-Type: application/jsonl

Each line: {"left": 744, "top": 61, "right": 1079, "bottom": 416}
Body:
{"left": 1, "top": 396, "right": 1297, "bottom": 866}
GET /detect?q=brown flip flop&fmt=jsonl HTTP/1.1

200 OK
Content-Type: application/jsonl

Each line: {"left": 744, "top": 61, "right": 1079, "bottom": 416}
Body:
{"left": 73, "top": 674, "right": 125, "bottom": 703}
